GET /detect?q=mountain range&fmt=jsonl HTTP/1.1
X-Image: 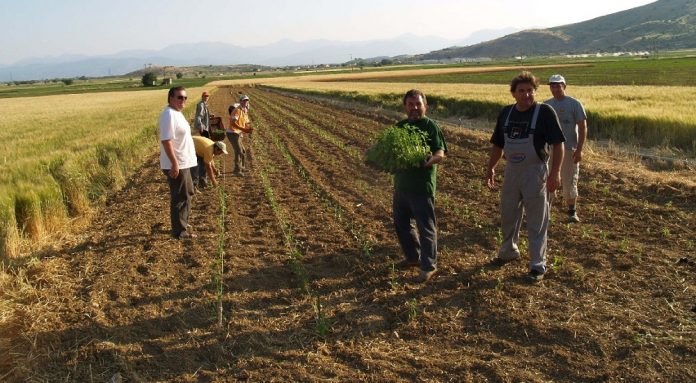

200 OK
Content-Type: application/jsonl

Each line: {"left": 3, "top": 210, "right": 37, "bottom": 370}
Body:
{"left": 2, "top": 0, "right": 695, "bottom": 82}
{"left": 418, "top": 0, "right": 696, "bottom": 60}
{"left": 0, "top": 29, "right": 517, "bottom": 82}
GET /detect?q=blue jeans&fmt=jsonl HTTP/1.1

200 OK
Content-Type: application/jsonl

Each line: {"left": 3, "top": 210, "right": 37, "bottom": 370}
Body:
{"left": 393, "top": 190, "right": 437, "bottom": 271}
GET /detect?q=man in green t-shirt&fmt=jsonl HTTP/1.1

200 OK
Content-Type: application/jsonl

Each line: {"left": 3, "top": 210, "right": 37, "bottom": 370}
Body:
{"left": 393, "top": 89, "right": 447, "bottom": 283}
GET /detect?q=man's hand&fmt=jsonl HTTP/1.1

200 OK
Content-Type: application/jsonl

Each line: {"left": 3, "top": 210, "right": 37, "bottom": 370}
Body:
{"left": 422, "top": 154, "right": 432, "bottom": 168}
{"left": 572, "top": 149, "right": 583, "bottom": 163}
{"left": 485, "top": 168, "right": 496, "bottom": 188}
{"left": 547, "top": 172, "right": 561, "bottom": 193}
{"left": 169, "top": 162, "right": 180, "bottom": 179}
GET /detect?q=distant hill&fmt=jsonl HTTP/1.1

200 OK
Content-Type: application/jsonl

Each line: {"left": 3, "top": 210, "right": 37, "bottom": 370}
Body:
{"left": 0, "top": 34, "right": 459, "bottom": 82}
{"left": 419, "top": 0, "right": 696, "bottom": 59}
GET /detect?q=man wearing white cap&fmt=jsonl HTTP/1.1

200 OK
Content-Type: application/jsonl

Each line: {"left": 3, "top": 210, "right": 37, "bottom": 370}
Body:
{"left": 545, "top": 74, "right": 587, "bottom": 223}
{"left": 192, "top": 136, "right": 228, "bottom": 188}
{"left": 226, "top": 94, "right": 254, "bottom": 175}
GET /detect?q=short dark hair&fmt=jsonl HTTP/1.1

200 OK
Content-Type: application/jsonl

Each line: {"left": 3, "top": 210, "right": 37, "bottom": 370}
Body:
{"left": 403, "top": 89, "right": 427, "bottom": 105}
{"left": 510, "top": 71, "right": 539, "bottom": 93}
{"left": 168, "top": 86, "right": 186, "bottom": 100}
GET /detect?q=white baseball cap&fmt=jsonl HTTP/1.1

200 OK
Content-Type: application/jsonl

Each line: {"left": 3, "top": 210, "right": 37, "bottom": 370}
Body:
{"left": 214, "top": 141, "right": 228, "bottom": 154}
{"left": 549, "top": 74, "right": 566, "bottom": 84}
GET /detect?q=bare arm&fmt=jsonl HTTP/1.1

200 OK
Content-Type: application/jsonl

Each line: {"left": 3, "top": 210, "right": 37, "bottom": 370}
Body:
{"left": 485, "top": 145, "right": 503, "bottom": 188}
{"left": 162, "top": 140, "right": 179, "bottom": 179}
{"left": 205, "top": 162, "right": 217, "bottom": 186}
{"left": 574, "top": 119, "right": 587, "bottom": 163}
{"left": 547, "top": 143, "right": 564, "bottom": 192}
{"left": 423, "top": 149, "right": 445, "bottom": 168}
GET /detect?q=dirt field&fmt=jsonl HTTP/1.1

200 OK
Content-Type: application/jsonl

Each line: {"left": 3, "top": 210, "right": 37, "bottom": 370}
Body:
{"left": 4, "top": 87, "right": 695, "bottom": 382}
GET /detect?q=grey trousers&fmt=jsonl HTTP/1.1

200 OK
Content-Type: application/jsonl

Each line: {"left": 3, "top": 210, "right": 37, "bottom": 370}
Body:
{"left": 498, "top": 164, "right": 549, "bottom": 273}
{"left": 163, "top": 168, "right": 194, "bottom": 237}
{"left": 393, "top": 190, "right": 437, "bottom": 272}
{"left": 226, "top": 132, "right": 245, "bottom": 172}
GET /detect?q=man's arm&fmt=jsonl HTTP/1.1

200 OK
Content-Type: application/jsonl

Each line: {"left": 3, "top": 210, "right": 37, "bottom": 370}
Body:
{"left": 547, "top": 143, "right": 564, "bottom": 192}
{"left": 485, "top": 145, "right": 503, "bottom": 188}
{"left": 162, "top": 140, "right": 179, "bottom": 179}
{"left": 574, "top": 119, "right": 587, "bottom": 163}
{"left": 230, "top": 115, "right": 253, "bottom": 133}
{"left": 205, "top": 162, "right": 218, "bottom": 186}
{"left": 423, "top": 149, "right": 445, "bottom": 168}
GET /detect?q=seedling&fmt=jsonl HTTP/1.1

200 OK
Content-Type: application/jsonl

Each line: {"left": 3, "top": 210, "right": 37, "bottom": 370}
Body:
{"left": 661, "top": 227, "right": 671, "bottom": 238}
{"left": 619, "top": 238, "right": 629, "bottom": 253}
{"left": 495, "top": 277, "right": 504, "bottom": 291}
{"left": 551, "top": 255, "right": 565, "bottom": 271}
{"left": 405, "top": 298, "right": 418, "bottom": 323}
{"left": 313, "top": 295, "right": 332, "bottom": 336}
{"left": 388, "top": 263, "right": 400, "bottom": 291}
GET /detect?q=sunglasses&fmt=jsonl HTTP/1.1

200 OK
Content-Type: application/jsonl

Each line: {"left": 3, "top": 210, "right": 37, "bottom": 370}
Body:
{"left": 176, "top": 95, "right": 188, "bottom": 100}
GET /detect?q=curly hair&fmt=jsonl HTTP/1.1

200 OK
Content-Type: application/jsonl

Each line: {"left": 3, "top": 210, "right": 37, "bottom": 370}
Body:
{"left": 510, "top": 71, "right": 539, "bottom": 93}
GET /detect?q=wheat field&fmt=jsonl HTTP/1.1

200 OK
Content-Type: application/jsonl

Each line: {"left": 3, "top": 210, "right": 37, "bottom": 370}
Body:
{"left": 0, "top": 87, "right": 209, "bottom": 257}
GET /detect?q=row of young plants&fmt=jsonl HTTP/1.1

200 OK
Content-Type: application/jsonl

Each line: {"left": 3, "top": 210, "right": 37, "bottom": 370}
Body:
{"left": 250, "top": 92, "right": 393, "bottom": 213}
{"left": 251, "top": 92, "right": 392, "bottom": 251}
{"left": 249, "top": 112, "right": 335, "bottom": 335}
{"left": 252, "top": 94, "right": 364, "bottom": 161}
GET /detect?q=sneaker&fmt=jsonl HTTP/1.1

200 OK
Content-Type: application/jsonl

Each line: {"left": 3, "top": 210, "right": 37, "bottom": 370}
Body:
{"left": 568, "top": 212, "right": 580, "bottom": 223}
{"left": 417, "top": 268, "right": 437, "bottom": 283}
{"left": 396, "top": 259, "right": 420, "bottom": 269}
{"left": 527, "top": 269, "right": 545, "bottom": 282}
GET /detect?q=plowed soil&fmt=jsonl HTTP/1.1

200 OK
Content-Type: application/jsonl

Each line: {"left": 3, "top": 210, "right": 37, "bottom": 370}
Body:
{"left": 5, "top": 86, "right": 696, "bottom": 382}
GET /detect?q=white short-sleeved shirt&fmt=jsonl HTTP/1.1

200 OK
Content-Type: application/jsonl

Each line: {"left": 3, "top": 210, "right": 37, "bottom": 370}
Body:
{"left": 159, "top": 106, "right": 197, "bottom": 170}
{"left": 545, "top": 96, "right": 587, "bottom": 150}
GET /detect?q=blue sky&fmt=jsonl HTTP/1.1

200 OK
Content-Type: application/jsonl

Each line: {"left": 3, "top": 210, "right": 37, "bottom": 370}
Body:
{"left": 0, "top": 0, "right": 656, "bottom": 65}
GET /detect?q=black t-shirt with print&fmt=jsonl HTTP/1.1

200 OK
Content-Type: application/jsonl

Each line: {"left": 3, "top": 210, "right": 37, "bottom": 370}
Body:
{"left": 490, "top": 103, "right": 565, "bottom": 162}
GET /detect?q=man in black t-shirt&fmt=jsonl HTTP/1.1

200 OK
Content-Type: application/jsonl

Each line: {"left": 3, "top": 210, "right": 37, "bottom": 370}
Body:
{"left": 485, "top": 71, "right": 565, "bottom": 282}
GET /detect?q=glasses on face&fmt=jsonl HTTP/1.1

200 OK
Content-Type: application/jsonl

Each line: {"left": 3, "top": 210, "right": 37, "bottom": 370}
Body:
{"left": 176, "top": 95, "right": 187, "bottom": 100}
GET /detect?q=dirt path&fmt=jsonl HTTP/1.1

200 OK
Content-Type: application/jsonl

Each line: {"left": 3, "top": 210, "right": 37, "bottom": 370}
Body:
{"left": 6, "top": 87, "right": 696, "bottom": 382}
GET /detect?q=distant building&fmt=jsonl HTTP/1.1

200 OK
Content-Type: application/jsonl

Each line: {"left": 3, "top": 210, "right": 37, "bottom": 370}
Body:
{"left": 162, "top": 78, "right": 173, "bottom": 85}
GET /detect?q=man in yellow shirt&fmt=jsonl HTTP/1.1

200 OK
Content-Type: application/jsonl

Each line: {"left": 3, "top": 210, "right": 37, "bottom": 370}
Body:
{"left": 226, "top": 94, "right": 254, "bottom": 175}
{"left": 192, "top": 136, "right": 228, "bottom": 188}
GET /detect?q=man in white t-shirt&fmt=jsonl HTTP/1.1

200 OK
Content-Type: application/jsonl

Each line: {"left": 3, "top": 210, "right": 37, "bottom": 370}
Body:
{"left": 545, "top": 74, "right": 588, "bottom": 223}
{"left": 160, "top": 86, "right": 198, "bottom": 239}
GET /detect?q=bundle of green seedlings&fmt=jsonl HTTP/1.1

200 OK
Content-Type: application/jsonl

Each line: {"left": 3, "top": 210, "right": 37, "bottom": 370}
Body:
{"left": 366, "top": 123, "right": 430, "bottom": 173}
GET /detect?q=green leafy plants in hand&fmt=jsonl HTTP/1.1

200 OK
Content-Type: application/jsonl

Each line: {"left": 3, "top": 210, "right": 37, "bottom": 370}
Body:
{"left": 366, "top": 124, "right": 429, "bottom": 173}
